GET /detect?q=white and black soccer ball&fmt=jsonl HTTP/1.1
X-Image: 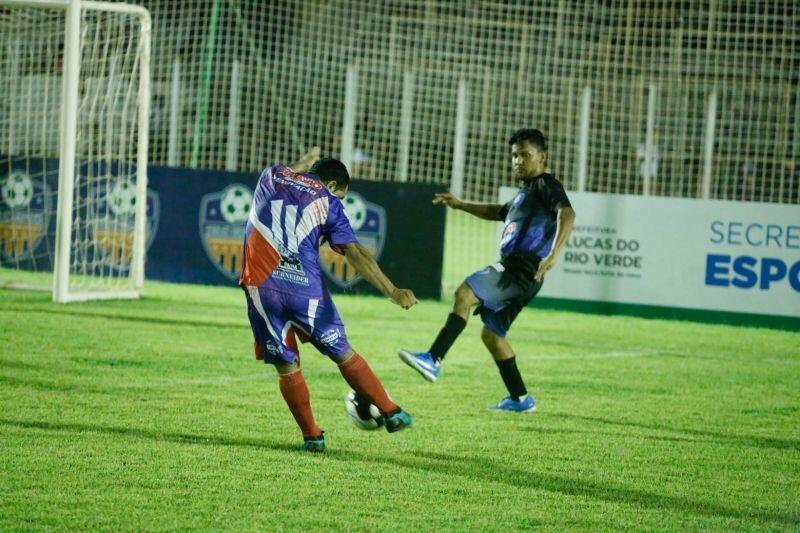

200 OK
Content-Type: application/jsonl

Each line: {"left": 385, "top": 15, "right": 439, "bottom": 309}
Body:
{"left": 1, "top": 171, "right": 33, "bottom": 209}
{"left": 342, "top": 192, "right": 367, "bottom": 231}
{"left": 220, "top": 184, "right": 253, "bottom": 223}
{"left": 345, "top": 389, "right": 384, "bottom": 430}
{"left": 108, "top": 179, "right": 137, "bottom": 216}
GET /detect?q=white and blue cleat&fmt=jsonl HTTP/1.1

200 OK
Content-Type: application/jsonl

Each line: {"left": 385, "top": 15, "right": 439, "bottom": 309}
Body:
{"left": 489, "top": 395, "right": 537, "bottom": 413}
{"left": 397, "top": 349, "right": 441, "bottom": 382}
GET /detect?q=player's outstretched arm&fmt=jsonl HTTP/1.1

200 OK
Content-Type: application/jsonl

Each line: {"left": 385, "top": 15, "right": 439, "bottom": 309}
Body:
{"left": 433, "top": 192, "right": 505, "bottom": 221}
{"left": 289, "top": 146, "right": 321, "bottom": 172}
{"left": 342, "top": 242, "right": 418, "bottom": 309}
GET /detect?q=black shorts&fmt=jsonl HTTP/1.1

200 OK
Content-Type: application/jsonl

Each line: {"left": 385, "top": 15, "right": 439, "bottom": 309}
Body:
{"left": 465, "top": 261, "right": 543, "bottom": 337}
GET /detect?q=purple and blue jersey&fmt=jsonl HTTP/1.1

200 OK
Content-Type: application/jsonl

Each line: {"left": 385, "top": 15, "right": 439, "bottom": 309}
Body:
{"left": 240, "top": 165, "right": 358, "bottom": 364}
{"left": 239, "top": 165, "right": 358, "bottom": 297}
{"left": 498, "top": 173, "right": 571, "bottom": 260}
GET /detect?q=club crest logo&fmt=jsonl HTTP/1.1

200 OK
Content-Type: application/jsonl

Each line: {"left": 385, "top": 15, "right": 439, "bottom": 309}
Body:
{"left": 319, "top": 191, "right": 386, "bottom": 289}
{"left": 0, "top": 169, "right": 51, "bottom": 263}
{"left": 90, "top": 176, "right": 159, "bottom": 268}
{"left": 199, "top": 183, "right": 252, "bottom": 280}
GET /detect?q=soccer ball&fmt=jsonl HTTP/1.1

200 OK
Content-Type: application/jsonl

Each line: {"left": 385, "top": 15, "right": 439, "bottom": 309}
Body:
{"left": 108, "top": 179, "right": 137, "bottom": 216}
{"left": 220, "top": 184, "right": 253, "bottom": 223}
{"left": 1, "top": 171, "right": 33, "bottom": 209}
{"left": 345, "top": 390, "right": 384, "bottom": 430}
{"left": 342, "top": 192, "right": 367, "bottom": 231}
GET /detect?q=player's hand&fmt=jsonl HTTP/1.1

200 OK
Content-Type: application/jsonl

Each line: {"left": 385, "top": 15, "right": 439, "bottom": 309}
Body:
{"left": 290, "top": 146, "right": 321, "bottom": 172}
{"left": 306, "top": 146, "right": 321, "bottom": 161}
{"left": 535, "top": 254, "right": 557, "bottom": 282}
{"left": 300, "top": 145, "right": 320, "bottom": 165}
{"left": 432, "top": 192, "right": 462, "bottom": 209}
{"left": 390, "top": 288, "right": 418, "bottom": 310}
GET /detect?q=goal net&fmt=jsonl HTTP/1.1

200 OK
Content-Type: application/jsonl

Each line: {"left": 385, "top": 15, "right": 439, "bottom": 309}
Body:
{"left": 0, "top": 0, "right": 150, "bottom": 302}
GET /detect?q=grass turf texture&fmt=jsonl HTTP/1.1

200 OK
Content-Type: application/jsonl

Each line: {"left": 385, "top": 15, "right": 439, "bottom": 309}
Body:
{"left": 1, "top": 281, "right": 799, "bottom": 530}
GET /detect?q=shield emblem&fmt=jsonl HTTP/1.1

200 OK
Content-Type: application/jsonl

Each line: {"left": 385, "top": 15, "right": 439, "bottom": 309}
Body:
{"left": 199, "top": 183, "right": 252, "bottom": 280}
{"left": 0, "top": 169, "right": 51, "bottom": 264}
{"left": 319, "top": 191, "right": 386, "bottom": 289}
{"left": 90, "top": 177, "right": 160, "bottom": 270}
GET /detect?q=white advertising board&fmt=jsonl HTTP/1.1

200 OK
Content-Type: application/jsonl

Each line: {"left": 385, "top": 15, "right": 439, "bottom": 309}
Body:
{"left": 499, "top": 188, "right": 800, "bottom": 318}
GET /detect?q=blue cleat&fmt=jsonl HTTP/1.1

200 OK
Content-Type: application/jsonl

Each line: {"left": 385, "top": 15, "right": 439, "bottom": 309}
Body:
{"left": 489, "top": 395, "right": 537, "bottom": 413}
{"left": 384, "top": 409, "right": 413, "bottom": 433}
{"left": 302, "top": 434, "right": 326, "bottom": 452}
{"left": 397, "top": 349, "right": 441, "bottom": 382}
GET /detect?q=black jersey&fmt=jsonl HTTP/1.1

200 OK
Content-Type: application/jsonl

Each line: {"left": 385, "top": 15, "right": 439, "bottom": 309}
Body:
{"left": 498, "top": 173, "right": 571, "bottom": 259}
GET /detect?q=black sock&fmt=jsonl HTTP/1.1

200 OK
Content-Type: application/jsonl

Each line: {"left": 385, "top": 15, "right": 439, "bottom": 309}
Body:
{"left": 428, "top": 313, "right": 466, "bottom": 361}
{"left": 495, "top": 357, "right": 527, "bottom": 400}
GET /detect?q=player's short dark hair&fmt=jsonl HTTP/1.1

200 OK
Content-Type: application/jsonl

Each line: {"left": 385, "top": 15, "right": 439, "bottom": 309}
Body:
{"left": 508, "top": 128, "right": 547, "bottom": 152}
{"left": 308, "top": 157, "right": 350, "bottom": 188}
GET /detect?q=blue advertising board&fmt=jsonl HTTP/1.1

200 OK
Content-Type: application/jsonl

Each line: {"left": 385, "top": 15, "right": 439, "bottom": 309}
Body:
{"left": 0, "top": 158, "right": 446, "bottom": 299}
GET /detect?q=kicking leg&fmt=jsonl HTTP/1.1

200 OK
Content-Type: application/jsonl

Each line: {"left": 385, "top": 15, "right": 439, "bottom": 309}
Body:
{"left": 296, "top": 290, "right": 412, "bottom": 434}
{"left": 451, "top": 281, "right": 480, "bottom": 320}
{"left": 397, "top": 281, "right": 478, "bottom": 381}
{"left": 336, "top": 349, "right": 397, "bottom": 415}
{"left": 429, "top": 282, "right": 477, "bottom": 359}
{"left": 336, "top": 349, "right": 412, "bottom": 433}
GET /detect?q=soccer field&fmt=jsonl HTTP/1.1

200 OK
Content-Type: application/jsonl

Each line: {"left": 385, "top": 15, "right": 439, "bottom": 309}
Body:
{"left": 1, "top": 282, "right": 798, "bottom": 530}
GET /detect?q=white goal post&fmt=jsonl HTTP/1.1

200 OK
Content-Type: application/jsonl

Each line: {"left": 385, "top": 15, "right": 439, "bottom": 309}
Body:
{"left": 0, "top": 0, "right": 150, "bottom": 302}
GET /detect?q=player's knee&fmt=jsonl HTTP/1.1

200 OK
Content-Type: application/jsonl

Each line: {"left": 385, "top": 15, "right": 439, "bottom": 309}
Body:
{"left": 331, "top": 346, "right": 355, "bottom": 365}
{"left": 275, "top": 361, "right": 300, "bottom": 375}
{"left": 480, "top": 327, "right": 500, "bottom": 348}
{"left": 454, "top": 283, "right": 475, "bottom": 305}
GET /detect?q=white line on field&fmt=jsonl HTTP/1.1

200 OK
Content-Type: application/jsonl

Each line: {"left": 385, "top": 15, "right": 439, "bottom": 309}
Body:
{"left": 112, "top": 372, "right": 268, "bottom": 390}
{"left": 525, "top": 348, "right": 664, "bottom": 361}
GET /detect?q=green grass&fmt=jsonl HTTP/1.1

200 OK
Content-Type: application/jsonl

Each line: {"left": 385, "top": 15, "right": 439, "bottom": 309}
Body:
{"left": 1, "top": 281, "right": 799, "bottom": 531}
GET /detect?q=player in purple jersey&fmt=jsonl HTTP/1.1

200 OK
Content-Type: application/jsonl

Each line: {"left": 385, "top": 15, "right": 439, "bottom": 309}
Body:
{"left": 240, "top": 147, "right": 417, "bottom": 452}
{"left": 399, "top": 129, "right": 576, "bottom": 413}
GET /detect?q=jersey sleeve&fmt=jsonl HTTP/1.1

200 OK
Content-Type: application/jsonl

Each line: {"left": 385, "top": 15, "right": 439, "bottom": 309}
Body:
{"left": 542, "top": 176, "right": 571, "bottom": 212}
{"left": 260, "top": 165, "right": 279, "bottom": 181}
{"left": 322, "top": 196, "right": 358, "bottom": 254}
{"left": 256, "top": 165, "right": 281, "bottom": 192}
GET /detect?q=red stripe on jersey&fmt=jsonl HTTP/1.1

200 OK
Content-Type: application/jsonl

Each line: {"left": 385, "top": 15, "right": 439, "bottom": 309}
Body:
{"left": 239, "top": 227, "right": 280, "bottom": 286}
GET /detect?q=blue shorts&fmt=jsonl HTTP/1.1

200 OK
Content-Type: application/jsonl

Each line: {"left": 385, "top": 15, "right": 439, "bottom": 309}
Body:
{"left": 465, "top": 262, "right": 543, "bottom": 338}
{"left": 243, "top": 286, "right": 351, "bottom": 365}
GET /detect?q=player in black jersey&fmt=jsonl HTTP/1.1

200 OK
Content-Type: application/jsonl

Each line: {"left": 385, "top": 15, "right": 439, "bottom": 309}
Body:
{"left": 399, "top": 129, "right": 576, "bottom": 412}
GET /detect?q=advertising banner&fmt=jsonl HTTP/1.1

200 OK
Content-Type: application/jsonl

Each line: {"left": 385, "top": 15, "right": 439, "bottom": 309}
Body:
{"left": 0, "top": 160, "right": 445, "bottom": 299}
{"left": 146, "top": 167, "right": 445, "bottom": 299}
{"left": 500, "top": 187, "right": 800, "bottom": 318}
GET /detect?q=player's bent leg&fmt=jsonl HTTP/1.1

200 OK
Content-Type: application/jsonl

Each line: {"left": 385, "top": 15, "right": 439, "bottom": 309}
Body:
{"left": 480, "top": 326, "right": 536, "bottom": 414}
{"left": 336, "top": 349, "right": 413, "bottom": 433}
{"left": 452, "top": 281, "right": 480, "bottom": 319}
{"left": 275, "top": 362, "right": 325, "bottom": 451}
{"left": 336, "top": 349, "right": 398, "bottom": 415}
{"left": 397, "top": 280, "right": 477, "bottom": 381}
{"left": 289, "top": 291, "right": 412, "bottom": 433}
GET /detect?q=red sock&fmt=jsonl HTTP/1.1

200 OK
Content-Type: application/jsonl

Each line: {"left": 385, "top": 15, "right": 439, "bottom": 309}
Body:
{"left": 338, "top": 353, "right": 398, "bottom": 415}
{"left": 278, "top": 370, "right": 321, "bottom": 439}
